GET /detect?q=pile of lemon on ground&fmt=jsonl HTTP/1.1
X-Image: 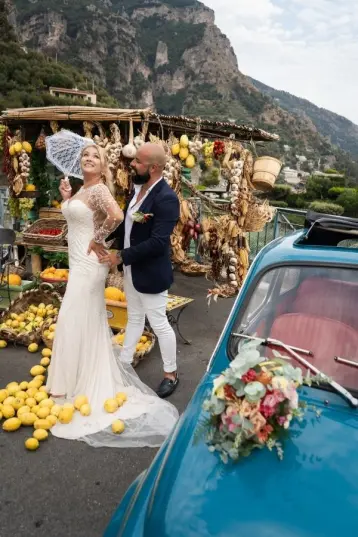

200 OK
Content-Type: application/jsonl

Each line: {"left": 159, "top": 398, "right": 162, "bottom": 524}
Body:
{"left": 0, "top": 348, "right": 127, "bottom": 451}
{"left": 0, "top": 302, "right": 58, "bottom": 344}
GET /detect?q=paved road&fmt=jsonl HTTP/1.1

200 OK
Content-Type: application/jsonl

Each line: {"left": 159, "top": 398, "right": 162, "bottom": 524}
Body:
{"left": 0, "top": 274, "right": 234, "bottom": 537}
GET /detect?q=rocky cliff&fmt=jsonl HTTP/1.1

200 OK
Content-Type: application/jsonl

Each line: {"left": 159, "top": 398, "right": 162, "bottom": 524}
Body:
{"left": 7, "top": 0, "right": 358, "bottom": 177}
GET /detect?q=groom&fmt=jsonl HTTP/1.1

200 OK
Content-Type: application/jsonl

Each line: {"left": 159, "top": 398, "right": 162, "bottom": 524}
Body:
{"left": 102, "top": 143, "right": 180, "bottom": 398}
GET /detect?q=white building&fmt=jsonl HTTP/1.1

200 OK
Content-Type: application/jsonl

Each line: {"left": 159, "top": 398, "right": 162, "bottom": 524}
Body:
{"left": 49, "top": 87, "right": 97, "bottom": 105}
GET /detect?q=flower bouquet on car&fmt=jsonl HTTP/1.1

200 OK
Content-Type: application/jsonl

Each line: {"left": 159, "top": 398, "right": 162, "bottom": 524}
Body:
{"left": 200, "top": 341, "right": 309, "bottom": 464}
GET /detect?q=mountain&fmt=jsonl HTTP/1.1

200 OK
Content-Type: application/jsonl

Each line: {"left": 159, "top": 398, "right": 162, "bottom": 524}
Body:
{"left": 5, "top": 0, "right": 358, "bottom": 178}
{"left": 250, "top": 77, "right": 358, "bottom": 159}
{"left": 0, "top": 0, "right": 117, "bottom": 111}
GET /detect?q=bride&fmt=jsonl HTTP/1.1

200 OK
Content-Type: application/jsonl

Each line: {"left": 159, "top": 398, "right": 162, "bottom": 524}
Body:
{"left": 46, "top": 143, "right": 179, "bottom": 448}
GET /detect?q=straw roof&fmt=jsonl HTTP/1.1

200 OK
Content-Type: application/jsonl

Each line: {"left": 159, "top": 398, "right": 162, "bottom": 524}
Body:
{"left": 0, "top": 106, "right": 279, "bottom": 142}
{"left": 0, "top": 106, "right": 148, "bottom": 122}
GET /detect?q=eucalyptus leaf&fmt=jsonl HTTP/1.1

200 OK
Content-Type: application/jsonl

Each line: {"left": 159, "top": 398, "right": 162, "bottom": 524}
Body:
{"left": 244, "top": 381, "right": 266, "bottom": 403}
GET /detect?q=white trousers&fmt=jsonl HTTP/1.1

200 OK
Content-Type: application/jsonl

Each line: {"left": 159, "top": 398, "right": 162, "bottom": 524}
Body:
{"left": 121, "top": 273, "right": 177, "bottom": 373}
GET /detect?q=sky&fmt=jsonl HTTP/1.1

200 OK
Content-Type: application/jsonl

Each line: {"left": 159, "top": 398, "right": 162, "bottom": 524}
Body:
{"left": 202, "top": 0, "right": 358, "bottom": 124}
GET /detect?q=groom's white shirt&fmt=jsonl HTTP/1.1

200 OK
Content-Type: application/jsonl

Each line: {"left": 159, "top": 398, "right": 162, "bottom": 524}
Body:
{"left": 123, "top": 178, "right": 163, "bottom": 279}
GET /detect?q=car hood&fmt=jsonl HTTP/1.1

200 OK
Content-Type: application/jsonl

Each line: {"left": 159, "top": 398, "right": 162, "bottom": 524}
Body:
{"left": 138, "top": 379, "right": 358, "bottom": 537}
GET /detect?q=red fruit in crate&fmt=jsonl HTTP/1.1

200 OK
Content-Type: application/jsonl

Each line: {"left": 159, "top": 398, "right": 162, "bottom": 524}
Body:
{"left": 187, "top": 220, "right": 194, "bottom": 229}
{"left": 194, "top": 223, "right": 201, "bottom": 232}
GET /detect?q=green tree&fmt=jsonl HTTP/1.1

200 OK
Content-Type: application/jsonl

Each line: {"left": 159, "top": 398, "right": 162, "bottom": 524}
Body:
{"left": 336, "top": 189, "right": 358, "bottom": 217}
{"left": 305, "top": 176, "right": 332, "bottom": 200}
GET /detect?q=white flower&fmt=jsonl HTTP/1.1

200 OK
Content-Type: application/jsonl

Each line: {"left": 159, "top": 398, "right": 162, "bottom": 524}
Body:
{"left": 212, "top": 374, "right": 226, "bottom": 396}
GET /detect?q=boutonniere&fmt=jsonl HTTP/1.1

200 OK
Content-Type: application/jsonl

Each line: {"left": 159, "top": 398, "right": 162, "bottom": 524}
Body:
{"left": 132, "top": 211, "right": 153, "bottom": 223}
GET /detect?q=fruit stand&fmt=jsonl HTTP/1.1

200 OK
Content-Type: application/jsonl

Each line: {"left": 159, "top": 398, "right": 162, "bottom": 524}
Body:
{"left": 0, "top": 105, "right": 280, "bottom": 299}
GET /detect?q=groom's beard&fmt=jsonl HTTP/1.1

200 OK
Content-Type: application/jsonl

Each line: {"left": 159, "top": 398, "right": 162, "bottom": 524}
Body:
{"left": 132, "top": 168, "right": 151, "bottom": 185}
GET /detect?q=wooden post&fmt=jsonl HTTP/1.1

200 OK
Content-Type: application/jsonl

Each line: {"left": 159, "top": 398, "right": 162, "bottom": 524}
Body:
{"left": 31, "top": 253, "right": 42, "bottom": 274}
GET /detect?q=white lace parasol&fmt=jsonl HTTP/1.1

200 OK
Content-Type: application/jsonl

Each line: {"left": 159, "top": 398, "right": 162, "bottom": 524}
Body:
{"left": 45, "top": 129, "right": 95, "bottom": 179}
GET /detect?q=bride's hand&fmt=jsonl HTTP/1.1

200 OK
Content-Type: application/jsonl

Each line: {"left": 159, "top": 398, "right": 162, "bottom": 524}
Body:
{"left": 59, "top": 178, "right": 72, "bottom": 201}
{"left": 87, "top": 239, "right": 107, "bottom": 259}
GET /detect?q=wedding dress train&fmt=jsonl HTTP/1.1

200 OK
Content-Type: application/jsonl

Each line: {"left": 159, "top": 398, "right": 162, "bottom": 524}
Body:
{"left": 46, "top": 184, "right": 179, "bottom": 448}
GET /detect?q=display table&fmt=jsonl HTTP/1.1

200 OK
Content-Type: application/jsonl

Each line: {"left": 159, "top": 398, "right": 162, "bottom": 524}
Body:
{"left": 106, "top": 294, "right": 194, "bottom": 345}
{"left": 15, "top": 236, "right": 68, "bottom": 273}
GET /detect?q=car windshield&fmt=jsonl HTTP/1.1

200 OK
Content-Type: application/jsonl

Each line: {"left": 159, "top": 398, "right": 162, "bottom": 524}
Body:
{"left": 229, "top": 265, "right": 358, "bottom": 394}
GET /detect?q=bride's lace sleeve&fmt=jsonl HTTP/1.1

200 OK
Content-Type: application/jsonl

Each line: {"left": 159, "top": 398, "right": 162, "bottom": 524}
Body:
{"left": 88, "top": 184, "right": 124, "bottom": 243}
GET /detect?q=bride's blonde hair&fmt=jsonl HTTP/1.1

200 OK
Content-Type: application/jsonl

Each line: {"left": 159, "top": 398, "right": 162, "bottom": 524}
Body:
{"left": 81, "top": 144, "right": 115, "bottom": 195}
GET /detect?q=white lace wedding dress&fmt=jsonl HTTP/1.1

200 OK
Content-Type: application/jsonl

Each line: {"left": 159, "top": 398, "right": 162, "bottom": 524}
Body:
{"left": 46, "top": 183, "right": 179, "bottom": 448}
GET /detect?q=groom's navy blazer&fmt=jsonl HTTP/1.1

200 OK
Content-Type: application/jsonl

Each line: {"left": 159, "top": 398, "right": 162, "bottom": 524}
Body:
{"left": 110, "top": 179, "right": 180, "bottom": 294}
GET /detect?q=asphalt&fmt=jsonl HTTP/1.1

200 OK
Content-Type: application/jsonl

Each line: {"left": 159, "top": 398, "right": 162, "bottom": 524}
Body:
{"left": 0, "top": 273, "right": 234, "bottom": 537}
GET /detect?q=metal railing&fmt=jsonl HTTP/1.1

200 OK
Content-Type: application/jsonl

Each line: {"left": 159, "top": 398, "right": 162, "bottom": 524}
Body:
{"left": 248, "top": 208, "right": 307, "bottom": 258}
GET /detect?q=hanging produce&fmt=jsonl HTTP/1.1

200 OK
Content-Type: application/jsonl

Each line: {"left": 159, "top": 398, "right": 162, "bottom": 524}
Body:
{"left": 105, "top": 123, "right": 122, "bottom": 170}
{"left": 122, "top": 120, "right": 137, "bottom": 159}
{"left": 35, "top": 128, "right": 46, "bottom": 151}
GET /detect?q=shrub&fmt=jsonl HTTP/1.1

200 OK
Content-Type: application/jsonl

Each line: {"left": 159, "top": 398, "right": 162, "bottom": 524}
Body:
{"left": 269, "top": 200, "right": 289, "bottom": 208}
{"left": 308, "top": 201, "right": 344, "bottom": 216}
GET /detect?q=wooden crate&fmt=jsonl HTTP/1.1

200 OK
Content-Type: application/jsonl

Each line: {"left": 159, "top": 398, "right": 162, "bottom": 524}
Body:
{"left": 106, "top": 299, "right": 128, "bottom": 330}
{"left": 39, "top": 208, "right": 65, "bottom": 220}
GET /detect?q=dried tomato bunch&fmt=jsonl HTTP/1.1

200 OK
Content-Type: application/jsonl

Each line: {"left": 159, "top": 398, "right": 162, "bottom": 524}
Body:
{"left": 213, "top": 140, "right": 225, "bottom": 159}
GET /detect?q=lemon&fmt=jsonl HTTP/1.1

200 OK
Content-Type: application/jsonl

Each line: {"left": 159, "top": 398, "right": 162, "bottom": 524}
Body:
{"left": 74, "top": 395, "right": 88, "bottom": 411}
{"left": 140, "top": 336, "right": 148, "bottom": 343}
{"left": 41, "top": 348, "right": 52, "bottom": 358}
{"left": 25, "top": 438, "right": 39, "bottom": 451}
{"left": 12, "top": 398, "right": 25, "bottom": 410}
{"left": 26, "top": 387, "right": 38, "bottom": 398}
{"left": 25, "top": 397, "right": 36, "bottom": 408}
{"left": 50, "top": 404, "right": 61, "bottom": 417}
{"left": 20, "top": 412, "right": 37, "bottom": 426}
{"left": 104, "top": 398, "right": 119, "bottom": 413}
{"left": 31, "top": 405, "right": 40, "bottom": 415}
{"left": 39, "top": 386, "right": 49, "bottom": 393}
{"left": 28, "top": 343, "right": 39, "bottom": 353}
{"left": 39, "top": 398, "right": 53, "bottom": 409}
{"left": 17, "top": 405, "right": 31, "bottom": 416}
{"left": 112, "top": 420, "right": 125, "bottom": 434}
{"left": 3, "top": 417, "right": 21, "bottom": 431}
{"left": 0, "top": 411, "right": 2, "bottom": 420}
{"left": 0, "top": 340, "right": 7, "bottom": 348}
{"left": 46, "top": 414, "right": 57, "bottom": 427}
{"left": 19, "top": 381, "right": 29, "bottom": 391}
{"left": 0, "top": 389, "right": 9, "bottom": 403}
{"left": 2, "top": 405, "right": 15, "bottom": 419}
{"left": 37, "top": 407, "right": 50, "bottom": 419}
{"left": 35, "top": 392, "right": 48, "bottom": 403}
{"left": 49, "top": 324, "right": 56, "bottom": 332}
{"left": 58, "top": 408, "right": 74, "bottom": 424}
{"left": 30, "top": 365, "right": 45, "bottom": 376}
{"left": 34, "top": 418, "right": 51, "bottom": 430}
{"left": 115, "top": 392, "right": 127, "bottom": 406}
{"left": 28, "top": 379, "right": 43, "bottom": 390}
{"left": 39, "top": 357, "right": 50, "bottom": 368}
{"left": 80, "top": 404, "right": 91, "bottom": 416}
{"left": 15, "top": 390, "right": 28, "bottom": 400}
{"left": 7, "top": 382, "right": 19, "bottom": 395}
{"left": 3, "top": 396, "right": 16, "bottom": 406}
{"left": 63, "top": 403, "right": 75, "bottom": 412}
{"left": 33, "top": 429, "right": 48, "bottom": 441}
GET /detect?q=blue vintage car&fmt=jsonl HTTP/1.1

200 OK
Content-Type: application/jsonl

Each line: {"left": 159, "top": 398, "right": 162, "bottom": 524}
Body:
{"left": 105, "top": 212, "right": 358, "bottom": 537}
